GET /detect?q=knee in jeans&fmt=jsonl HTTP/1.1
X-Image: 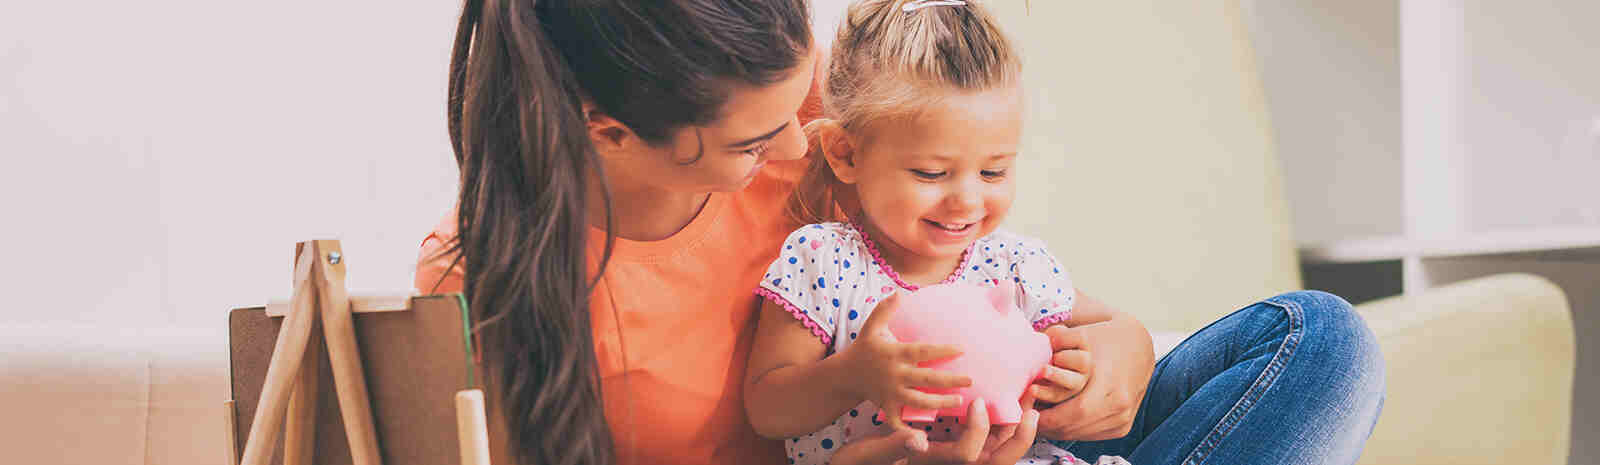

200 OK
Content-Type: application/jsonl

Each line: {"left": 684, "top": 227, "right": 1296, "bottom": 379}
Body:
{"left": 1270, "top": 290, "right": 1385, "bottom": 393}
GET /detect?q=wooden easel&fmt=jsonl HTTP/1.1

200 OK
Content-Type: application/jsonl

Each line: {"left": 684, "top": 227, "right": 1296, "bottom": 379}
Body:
{"left": 228, "top": 240, "right": 491, "bottom": 465}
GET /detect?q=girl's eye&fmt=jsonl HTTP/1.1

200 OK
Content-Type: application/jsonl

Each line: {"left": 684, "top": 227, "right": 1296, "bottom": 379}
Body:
{"left": 740, "top": 141, "right": 771, "bottom": 157}
{"left": 981, "top": 169, "right": 1008, "bottom": 179}
{"left": 910, "top": 169, "right": 945, "bottom": 179}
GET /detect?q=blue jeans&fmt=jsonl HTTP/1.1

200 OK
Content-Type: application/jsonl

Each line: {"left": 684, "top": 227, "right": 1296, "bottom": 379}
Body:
{"left": 1060, "top": 291, "right": 1386, "bottom": 465}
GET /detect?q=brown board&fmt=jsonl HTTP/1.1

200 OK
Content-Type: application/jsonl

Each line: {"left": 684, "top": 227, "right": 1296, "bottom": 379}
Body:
{"left": 228, "top": 294, "right": 476, "bottom": 465}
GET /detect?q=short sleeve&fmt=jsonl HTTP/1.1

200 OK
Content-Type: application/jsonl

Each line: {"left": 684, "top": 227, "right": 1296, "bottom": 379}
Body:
{"left": 1010, "top": 239, "right": 1076, "bottom": 330}
{"left": 756, "top": 226, "right": 844, "bottom": 345}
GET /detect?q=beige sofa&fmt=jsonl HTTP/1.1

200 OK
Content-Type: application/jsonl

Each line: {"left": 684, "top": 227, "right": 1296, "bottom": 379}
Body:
{"left": 0, "top": 1, "right": 1575, "bottom": 464}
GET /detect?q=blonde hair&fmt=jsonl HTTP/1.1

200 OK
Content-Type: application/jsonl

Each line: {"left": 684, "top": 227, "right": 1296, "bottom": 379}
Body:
{"left": 790, "top": 0, "right": 1022, "bottom": 224}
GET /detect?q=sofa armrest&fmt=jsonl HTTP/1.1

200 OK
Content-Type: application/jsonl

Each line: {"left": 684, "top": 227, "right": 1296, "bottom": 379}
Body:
{"left": 1354, "top": 273, "right": 1574, "bottom": 465}
{"left": 0, "top": 323, "right": 228, "bottom": 465}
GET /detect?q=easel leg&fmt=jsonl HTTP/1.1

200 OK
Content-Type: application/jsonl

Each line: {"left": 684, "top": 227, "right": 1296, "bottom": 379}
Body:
{"left": 284, "top": 314, "right": 323, "bottom": 465}
{"left": 456, "top": 389, "right": 491, "bottom": 465}
{"left": 239, "top": 247, "right": 321, "bottom": 465}
{"left": 314, "top": 240, "right": 384, "bottom": 465}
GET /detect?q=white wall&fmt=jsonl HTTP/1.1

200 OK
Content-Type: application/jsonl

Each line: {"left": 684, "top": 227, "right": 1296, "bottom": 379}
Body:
{"left": 1460, "top": 0, "right": 1600, "bottom": 233}
{"left": 1240, "top": 0, "right": 1404, "bottom": 246}
{"left": 1, "top": 2, "right": 462, "bottom": 328}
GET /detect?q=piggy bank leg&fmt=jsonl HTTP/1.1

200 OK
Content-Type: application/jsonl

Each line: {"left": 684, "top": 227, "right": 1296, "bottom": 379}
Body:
{"left": 902, "top": 406, "right": 939, "bottom": 423}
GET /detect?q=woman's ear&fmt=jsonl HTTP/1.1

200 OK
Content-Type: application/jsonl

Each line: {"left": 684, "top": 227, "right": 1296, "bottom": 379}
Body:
{"left": 815, "top": 120, "right": 860, "bottom": 184}
{"left": 584, "top": 102, "right": 633, "bottom": 156}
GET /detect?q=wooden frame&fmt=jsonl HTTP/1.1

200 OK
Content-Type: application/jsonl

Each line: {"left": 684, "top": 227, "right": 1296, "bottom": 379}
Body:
{"left": 227, "top": 240, "right": 490, "bottom": 465}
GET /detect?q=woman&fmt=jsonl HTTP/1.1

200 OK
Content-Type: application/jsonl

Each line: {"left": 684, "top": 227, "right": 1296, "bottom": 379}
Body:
{"left": 416, "top": 1, "right": 1384, "bottom": 465}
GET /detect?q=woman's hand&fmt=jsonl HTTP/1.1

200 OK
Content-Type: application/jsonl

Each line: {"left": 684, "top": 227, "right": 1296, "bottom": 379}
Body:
{"left": 1034, "top": 292, "right": 1155, "bottom": 442}
{"left": 842, "top": 293, "right": 973, "bottom": 430}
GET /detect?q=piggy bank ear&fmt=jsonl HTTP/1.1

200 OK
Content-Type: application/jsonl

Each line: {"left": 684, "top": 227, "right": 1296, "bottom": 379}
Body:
{"left": 986, "top": 284, "right": 1016, "bottom": 314}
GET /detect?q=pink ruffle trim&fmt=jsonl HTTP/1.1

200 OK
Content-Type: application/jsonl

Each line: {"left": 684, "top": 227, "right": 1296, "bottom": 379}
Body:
{"left": 754, "top": 287, "right": 833, "bottom": 346}
{"left": 1032, "top": 311, "right": 1073, "bottom": 331}
{"left": 850, "top": 222, "right": 974, "bottom": 291}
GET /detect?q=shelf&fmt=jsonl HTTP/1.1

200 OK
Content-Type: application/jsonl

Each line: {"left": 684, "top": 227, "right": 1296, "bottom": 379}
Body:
{"left": 1299, "top": 226, "right": 1600, "bottom": 264}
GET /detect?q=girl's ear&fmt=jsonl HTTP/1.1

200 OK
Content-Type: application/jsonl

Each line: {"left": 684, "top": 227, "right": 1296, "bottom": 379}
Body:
{"left": 815, "top": 120, "right": 860, "bottom": 184}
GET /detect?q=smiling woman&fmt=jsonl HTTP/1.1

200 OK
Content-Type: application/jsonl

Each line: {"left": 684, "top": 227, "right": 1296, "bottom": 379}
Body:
{"left": 421, "top": 1, "right": 815, "bottom": 465}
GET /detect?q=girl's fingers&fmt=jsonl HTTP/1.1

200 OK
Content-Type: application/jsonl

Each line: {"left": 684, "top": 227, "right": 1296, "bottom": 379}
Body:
{"left": 1045, "top": 325, "right": 1088, "bottom": 351}
{"left": 1040, "top": 366, "right": 1088, "bottom": 394}
{"left": 902, "top": 343, "right": 964, "bottom": 364}
{"left": 901, "top": 389, "right": 964, "bottom": 411}
{"left": 906, "top": 368, "right": 973, "bottom": 389}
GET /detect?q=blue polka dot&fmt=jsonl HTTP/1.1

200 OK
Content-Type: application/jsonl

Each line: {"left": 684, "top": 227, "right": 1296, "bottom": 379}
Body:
{"left": 788, "top": 257, "right": 797, "bottom": 264}
{"left": 972, "top": 266, "right": 979, "bottom": 271}
{"left": 844, "top": 260, "right": 852, "bottom": 269}
{"left": 1053, "top": 268, "right": 1060, "bottom": 273}
{"left": 772, "top": 279, "right": 781, "bottom": 286}
{"left": 832, "top": 298, "right": 840, "bottom": 307}
{"left": 850, "top": 332, "right": 857, "bottom": 339}
{"left": 818, "top": 277, "right": 826, "bottom": 288}
{"left": 985, "top": 258, "right": 993, "bottom": 264}
{"left": 1041, "top": 309, "right": 1048, "bottom": 313}
{"left": 848, "top": 310, "right": 858, "bottom": 320}
{"left": 798, "top": 236, "right": 807, "bottom": 243}
{"left": 786, "top": 245, "right": 792, "bottom": 250}
{"left": 821, "top": 439, "right": 834, "bottom": 449}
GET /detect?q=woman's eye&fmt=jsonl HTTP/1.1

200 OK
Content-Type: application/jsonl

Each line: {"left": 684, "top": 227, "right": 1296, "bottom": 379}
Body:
{"left": 910, "top": 169, "right": 945, "bottom": 179}
{"left": 981, "top": 169, "right": 1008, "bottom": 179}
{"left": 740, "top": 141, "right": 771, "bottom": 157}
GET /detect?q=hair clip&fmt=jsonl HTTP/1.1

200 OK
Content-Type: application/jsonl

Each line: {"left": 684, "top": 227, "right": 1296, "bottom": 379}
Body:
{"left": 902, "top": 0, "right": 967, "bottom": 13}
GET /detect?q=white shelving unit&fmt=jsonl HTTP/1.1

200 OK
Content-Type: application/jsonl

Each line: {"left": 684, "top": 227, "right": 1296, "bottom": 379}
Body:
{"left": 1245, "top": 1, "right": 1599, "bottom": 463}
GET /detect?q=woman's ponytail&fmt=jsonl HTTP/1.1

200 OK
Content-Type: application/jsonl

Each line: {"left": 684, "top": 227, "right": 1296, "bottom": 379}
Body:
{"left": 447, "top": 0, "right": 616, "bottom": 464}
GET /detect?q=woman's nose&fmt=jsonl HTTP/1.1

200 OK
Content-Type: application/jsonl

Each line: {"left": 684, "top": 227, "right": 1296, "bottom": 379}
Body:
{"left": 769, "top": 116, "right": 807, "bottom": 162}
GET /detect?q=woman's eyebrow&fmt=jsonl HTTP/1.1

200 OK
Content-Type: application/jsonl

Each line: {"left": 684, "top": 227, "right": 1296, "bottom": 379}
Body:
{"left": 725, "top": 122, "right": 790, "bottom": 148}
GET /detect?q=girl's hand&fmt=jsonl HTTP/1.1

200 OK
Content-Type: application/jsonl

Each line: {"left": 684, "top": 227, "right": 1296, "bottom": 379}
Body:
{"left": 909, "top": 395, "right": 1042, "bottom": 465}
{"left": 843, "top": 293, "right": 973, "bottom": 430}
{"left": 1030, "top": 325, "right": 1093, "bottom": 405}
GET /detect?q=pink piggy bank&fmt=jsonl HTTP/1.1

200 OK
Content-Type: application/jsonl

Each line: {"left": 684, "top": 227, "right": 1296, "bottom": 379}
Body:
{"left": 885, "top": 283, "right": 1052, "bottom": 425}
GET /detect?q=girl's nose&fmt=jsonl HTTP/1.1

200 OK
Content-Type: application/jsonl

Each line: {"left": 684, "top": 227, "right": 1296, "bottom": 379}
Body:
{"left": 947, "top": 179, "right": 984, "bottom": 212}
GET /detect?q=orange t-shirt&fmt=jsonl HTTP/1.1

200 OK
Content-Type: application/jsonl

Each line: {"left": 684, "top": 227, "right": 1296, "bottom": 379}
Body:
{"left": 414, "top": 159, "right": 810, "bottom": 465}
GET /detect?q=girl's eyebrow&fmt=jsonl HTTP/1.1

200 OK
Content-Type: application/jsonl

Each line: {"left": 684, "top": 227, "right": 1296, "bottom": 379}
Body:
{"left": 725, "top": 122, "right": 790, "bottom": 148}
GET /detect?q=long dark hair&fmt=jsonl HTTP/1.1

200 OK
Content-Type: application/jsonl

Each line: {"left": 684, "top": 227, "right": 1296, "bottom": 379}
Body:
{"left": 441, "top": 1, "right": 810, "bottom": 464}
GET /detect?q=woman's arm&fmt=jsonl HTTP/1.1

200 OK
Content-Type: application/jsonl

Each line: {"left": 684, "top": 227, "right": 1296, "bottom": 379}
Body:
{"left": 1035, "top": 290, "right": 1155, "bottom": 441}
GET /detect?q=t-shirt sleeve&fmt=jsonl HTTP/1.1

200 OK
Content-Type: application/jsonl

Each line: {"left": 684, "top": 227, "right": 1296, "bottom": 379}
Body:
{"left": 1010, "top": 239, "right": 1076, "bottom": 330}
{"left": 755, "top": 226, "right": 843, "bottom": 345}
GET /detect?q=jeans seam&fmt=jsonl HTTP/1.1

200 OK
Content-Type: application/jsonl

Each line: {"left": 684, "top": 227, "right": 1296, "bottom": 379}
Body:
{"left": 1180, "top": 296, "right": 1306, "bottom": 465}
